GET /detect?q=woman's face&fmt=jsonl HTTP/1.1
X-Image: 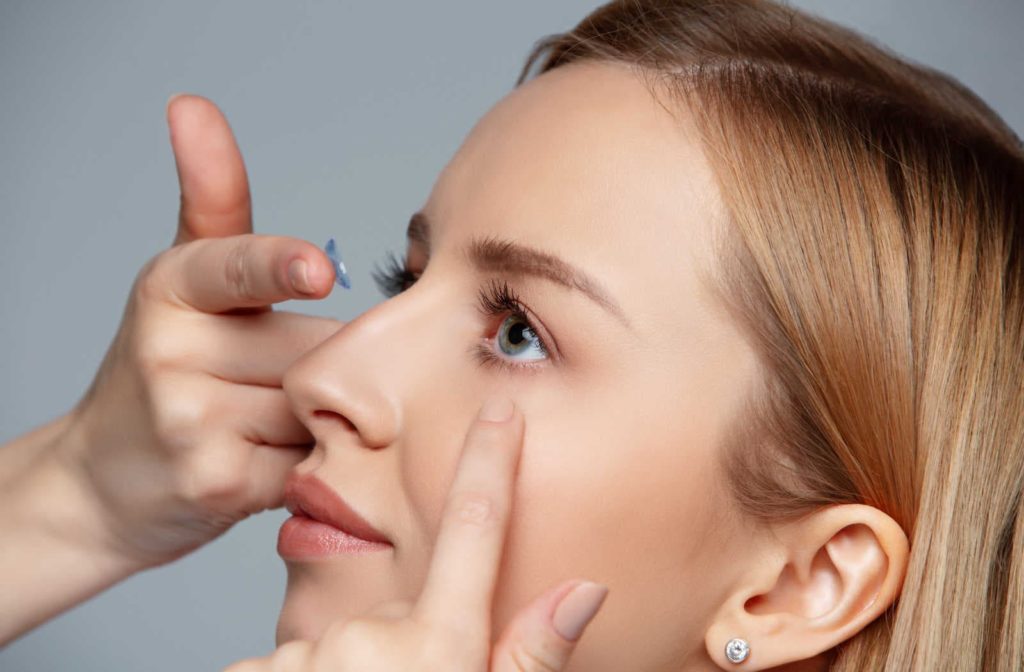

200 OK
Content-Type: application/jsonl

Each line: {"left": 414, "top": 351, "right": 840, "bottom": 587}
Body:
{"left": 278, "top": 60, "right": 762, "bottom": 670}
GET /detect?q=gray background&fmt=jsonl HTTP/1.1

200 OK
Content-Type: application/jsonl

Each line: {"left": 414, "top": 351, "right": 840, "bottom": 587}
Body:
{"left": 1, "top": 1, "right": 1020, "bottom": 670}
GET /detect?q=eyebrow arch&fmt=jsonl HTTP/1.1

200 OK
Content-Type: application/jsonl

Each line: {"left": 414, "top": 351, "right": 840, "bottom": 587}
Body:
{"left": 407, "top": 211, "right": 632, "bottom": 329}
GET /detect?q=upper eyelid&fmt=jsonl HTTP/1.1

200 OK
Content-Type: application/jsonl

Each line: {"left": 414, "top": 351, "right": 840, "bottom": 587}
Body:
{"left": 479, "top": 280, "right": 560, "bottom": 362}
{"left": 374, "top": 247, "right": 560, "bottom": 361}
{"left": 408, "top": 212, "right": 632, "bottom": 331}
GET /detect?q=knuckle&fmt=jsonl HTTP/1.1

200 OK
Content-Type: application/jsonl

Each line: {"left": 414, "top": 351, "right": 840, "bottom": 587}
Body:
{"left": 509, "top": 641, "right": 562, "bottom": 672}
{"left": 131, "top": 253, "right": 167, "bottom": 304}
{"left": 448, "top": 491, "right": 504, "bottom": 528}
{"left": 177, "top": 447, "right": 248, "bottom": 504}
{"left": 470, "top": 421, "right": 512, "bottom": 449}
{"left": 134, "top": 245, "right": 189, "bottom": 306}
{"left": 224, "top": 237, "right": 257, "bottom": 302}
{"left": 131, "top": 321, "right": 185, "bottom": 376}
{"left": 151, "top": 407, "right": 203, "bottom": 455}
{"left": 148, "top": 384, "right": 210, "bottom": 447}
{"left": 131, "top": 335, "right": 164, "bottom": 375}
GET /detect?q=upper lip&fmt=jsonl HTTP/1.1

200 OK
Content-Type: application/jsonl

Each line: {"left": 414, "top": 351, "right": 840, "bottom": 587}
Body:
{"left": 283, "top": 471, "right": 391, "bottom": 545}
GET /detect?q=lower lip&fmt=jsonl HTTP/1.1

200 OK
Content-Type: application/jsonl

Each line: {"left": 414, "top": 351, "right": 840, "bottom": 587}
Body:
{"left": 277, "top": 514, "right": 393, "bottom": 559}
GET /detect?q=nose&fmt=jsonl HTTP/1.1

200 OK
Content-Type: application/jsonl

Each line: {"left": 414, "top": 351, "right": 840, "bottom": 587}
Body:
{"left": 282, "top": 281, "right": 461, "bottom": 451}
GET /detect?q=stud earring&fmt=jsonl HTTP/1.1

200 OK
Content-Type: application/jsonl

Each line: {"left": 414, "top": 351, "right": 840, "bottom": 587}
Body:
{"left": 725, "top": 637, "right": 750, "bottom": 663}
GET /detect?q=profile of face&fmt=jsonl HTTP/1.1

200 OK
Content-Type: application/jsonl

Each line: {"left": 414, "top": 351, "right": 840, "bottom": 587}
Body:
{"left": 277, "top": 60, "right": 764, "bottom": 670}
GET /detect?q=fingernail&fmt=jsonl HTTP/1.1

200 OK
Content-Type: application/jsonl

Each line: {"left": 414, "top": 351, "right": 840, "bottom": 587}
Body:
{"left": 478, "top": 395, "right": 514, "bottom": 422}
{"left": 288, "top": 259, "right": 314, "bottom": 294}
{"left": 552, "top": 581, "right": 608, "bottom": 642}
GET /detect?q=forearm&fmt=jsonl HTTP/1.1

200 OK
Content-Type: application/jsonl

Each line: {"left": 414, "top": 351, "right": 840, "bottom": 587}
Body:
{"left": 0, "top": 413, "right": 140, "bottom": 645}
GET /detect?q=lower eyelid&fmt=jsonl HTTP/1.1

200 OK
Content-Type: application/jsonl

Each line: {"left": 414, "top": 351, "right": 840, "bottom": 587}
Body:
{"left": 472, "top": 340, "right": 547, "bottom": 374}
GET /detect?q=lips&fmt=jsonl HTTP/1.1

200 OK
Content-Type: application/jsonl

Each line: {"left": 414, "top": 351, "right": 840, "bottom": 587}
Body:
{"left": 282, "top": 471, "right": 391, "bottom": 546}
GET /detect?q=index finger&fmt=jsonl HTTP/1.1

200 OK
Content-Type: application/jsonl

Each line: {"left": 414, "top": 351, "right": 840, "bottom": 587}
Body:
{"left": 413, "top": 395, "right": 524, "bottom": 639}
{"left": 152, "top": 233, "right": 333, "bottom": 312}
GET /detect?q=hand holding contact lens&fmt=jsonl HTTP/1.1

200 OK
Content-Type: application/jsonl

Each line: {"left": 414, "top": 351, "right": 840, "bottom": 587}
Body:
{"left": 324, "top": 238, "right": 352, "bottom": 290}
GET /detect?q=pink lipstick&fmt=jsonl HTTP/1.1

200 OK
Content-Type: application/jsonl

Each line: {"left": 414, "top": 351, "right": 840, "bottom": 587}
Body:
{"left": 277, "top": 472, "right": 392, "bottom": 559}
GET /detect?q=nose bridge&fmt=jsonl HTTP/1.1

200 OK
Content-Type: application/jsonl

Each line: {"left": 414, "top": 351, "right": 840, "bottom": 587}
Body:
{"left": 284, "top": 283, "right": 458, "bottom": 449}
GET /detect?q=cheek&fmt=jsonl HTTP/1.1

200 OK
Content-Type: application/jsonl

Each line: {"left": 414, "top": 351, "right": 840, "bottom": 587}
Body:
{"left": 488, "top": 393, "right": 736, "bottom": 669}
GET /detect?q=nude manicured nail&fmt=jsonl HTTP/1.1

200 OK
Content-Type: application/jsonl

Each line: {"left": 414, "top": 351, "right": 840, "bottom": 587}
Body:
{"left": 289, "top": 259, "right": 313, "bottom": 294}
{"left": 552, "top": 581, "right": 608, "bottom": 641}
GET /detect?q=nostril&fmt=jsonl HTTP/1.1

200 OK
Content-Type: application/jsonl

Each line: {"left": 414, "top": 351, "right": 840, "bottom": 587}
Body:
{"left": 312, "top": 409, "right": 357, "bottom": 432}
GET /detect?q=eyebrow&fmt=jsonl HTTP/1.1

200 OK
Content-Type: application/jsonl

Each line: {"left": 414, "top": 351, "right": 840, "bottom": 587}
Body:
{"left": 407, "top": 211, "right": 632, "bottom": 329}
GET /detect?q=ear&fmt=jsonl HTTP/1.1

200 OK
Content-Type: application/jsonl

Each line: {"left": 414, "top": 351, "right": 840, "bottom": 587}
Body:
{"left": 704, "top": 504, "right": 909, "bottom": 669}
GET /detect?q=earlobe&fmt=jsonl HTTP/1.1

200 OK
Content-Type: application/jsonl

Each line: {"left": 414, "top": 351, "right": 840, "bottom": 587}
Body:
{"left": 704, "top": 504, "right": 909, "bottom": 669}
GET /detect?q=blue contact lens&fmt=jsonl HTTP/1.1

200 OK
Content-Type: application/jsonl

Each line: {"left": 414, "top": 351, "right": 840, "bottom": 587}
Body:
{"left": 324, "top": 237, "right": 352, "bottom": 290}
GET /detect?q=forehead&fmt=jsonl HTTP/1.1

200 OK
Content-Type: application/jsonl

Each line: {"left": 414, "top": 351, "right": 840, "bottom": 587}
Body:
{"left": 424, "top": 59, "right": 731, "bottom": 343}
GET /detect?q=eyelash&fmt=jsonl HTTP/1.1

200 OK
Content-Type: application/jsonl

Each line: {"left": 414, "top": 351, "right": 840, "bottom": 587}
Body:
{"left": 371, "top": 251, "right": 552, "bottom": 373}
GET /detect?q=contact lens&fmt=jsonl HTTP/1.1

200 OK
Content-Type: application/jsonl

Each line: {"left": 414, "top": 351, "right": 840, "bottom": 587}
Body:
{"left": 324, "top": 237, "right": 352, "bottom": 290}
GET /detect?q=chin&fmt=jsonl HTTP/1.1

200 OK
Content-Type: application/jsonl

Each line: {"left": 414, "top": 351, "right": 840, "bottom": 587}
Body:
{"left": 274, "top": 558, "right": 406, "bottom": 645}
{"left": 276, "top": 585, "right": 364, "bottom": 645}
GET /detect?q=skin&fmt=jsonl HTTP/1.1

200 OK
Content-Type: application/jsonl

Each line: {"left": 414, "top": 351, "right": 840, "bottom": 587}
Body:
{"left": 1, "top": 65, "right": 909, "bottom": 671}
{"left": 278, "top": 60, "right": 767, "bottom": 670}
{"left": 228, "top": 396, "right": 610, "bottom": 672}
{"left": 0, "top": 94, "right": 343, "bottom": 645}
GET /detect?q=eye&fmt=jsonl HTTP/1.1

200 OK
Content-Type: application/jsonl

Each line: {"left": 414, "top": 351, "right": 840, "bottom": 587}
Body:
{"left": 372, "top": 250, "right": 554, "bottom": 374}
{"left": 495, "top": 315, "right": 546, "bottom": 361}
{"left": 473, "top": 278, "right": 551, "bottom": 373}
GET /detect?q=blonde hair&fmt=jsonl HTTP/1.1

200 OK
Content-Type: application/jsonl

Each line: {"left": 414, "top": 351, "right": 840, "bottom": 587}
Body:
{"left": 514, "top": 1, "right": 1024, "bottom": 669}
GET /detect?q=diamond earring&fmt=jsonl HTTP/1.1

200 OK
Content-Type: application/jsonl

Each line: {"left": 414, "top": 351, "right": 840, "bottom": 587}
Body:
{"left": 725, "top": 638, "right": 750, "bottom": 663}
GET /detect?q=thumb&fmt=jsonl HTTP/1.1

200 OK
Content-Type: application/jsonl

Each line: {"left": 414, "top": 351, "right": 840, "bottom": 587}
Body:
{"left": 491, "top": 580, "right": 608, "bottom": 672}
{"left": 167, "top": 94, "right": 253, "bottom": 246}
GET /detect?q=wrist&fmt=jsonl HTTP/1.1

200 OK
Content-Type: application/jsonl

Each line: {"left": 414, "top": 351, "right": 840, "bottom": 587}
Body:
{"left": 0, "top": 412, "right": 145, "bottom": 644}
{"left": 45, "top": 409, "right": 158, "bottom": 574}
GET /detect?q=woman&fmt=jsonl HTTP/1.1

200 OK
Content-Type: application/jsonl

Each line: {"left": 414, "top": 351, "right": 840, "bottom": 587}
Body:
{"left": 2, "top": 0, "right": 1021, "bottom": 669}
